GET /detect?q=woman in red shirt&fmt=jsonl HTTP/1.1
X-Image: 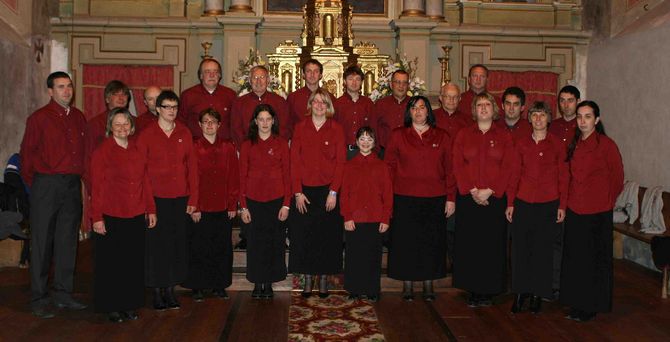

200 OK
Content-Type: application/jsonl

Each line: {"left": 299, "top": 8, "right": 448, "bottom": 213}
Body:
{"left": 289, "top": 88, "right": 346, "bottom": 298}
{"left": 341, "top": 126, "right": 393, "bottom": 301}
{"left": 385, "top": 95, "right": 456, "bottom": 301}
{"left": 91, "top": 108, "right": 156, "bottom": 323}
{"left": 505, "top": 102, "right": 569, "bottom": 314}
{"left": 452, "top": 92, "right": 515, "bottom": 307}
{"left": 137, "top": 91, "right": 198, "bottom": 311}
{"left": 183, "top": 108, "right": 239, "bottom": 302}
{"left": 239, "top": 104, "right": 291, "bottom": 299}
{"left": 561, "top": 101, "right": 623, "bottom": 322}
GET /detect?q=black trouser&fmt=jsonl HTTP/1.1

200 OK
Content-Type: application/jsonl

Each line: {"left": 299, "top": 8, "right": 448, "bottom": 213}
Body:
{"left": 553, "top": 221, "right": 564, "bottom": 290}
{"left": 29, "top": 174, "right": 82, "bottom": 309}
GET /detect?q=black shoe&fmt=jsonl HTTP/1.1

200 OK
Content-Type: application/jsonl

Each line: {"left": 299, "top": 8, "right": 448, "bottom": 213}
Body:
{"left": 108, "top": 312, "right": 124, "bottom": 323}
{"left": 32, "top": 306, "right": 55, "bottom": 319}
{"left": 318, "top": 275, "right": 328, "bottom": 298}
{"left": 192, "top": 290, "right": 205, "bottom": 302}
{"left": 318, "top": 291, "right": 330, "bottom": 299}
{"left": 402, "top": 281, "right": 414, "bottom": 302}
{"left": 302, "top": 275, "right": 313, "bottom": 298}
{"left": 576, "top": 311, "right": 596, "bottom": 322}
{"left": 235, "top": 239, "right": 247, "bottom": 250}
{"left": 301, "top": 291, "right": 312, "bottom": 298}
{"left": 467, "top": 293, "right": 480, "bottom": 307}
{"left": 165, "top": 287, "right": 180, "bottom": 310}
{"left": 478, "top": 295, "right": 493, "bottom": 307}
{"left": 510, "top": 293, "right": 528, "bottom": 313}
{"left": 348, "top": 293, "right": 360, "bottom": 300}
{"left": 122, "top": 310, "right": 139, "bottom": 320}
{"left": 366, "top": 294, "right": 379, "bottom": 302}
{"left": 262, "top": 283, "right": 274, "bottom": 299}
{"left": 529, "top": 295, "right": 542, "bottom": 314}
{"left": 565, "top": 308, "right": 581, "bottom": 320}
{"left": 422, "top": 280, "right": 436, "bottom": 302}
{"left": 252, "top": 284, "right": 263, "bottom": 299}
{"left": 213, "top": 288, "right": 230, "bottom": 299}
{"left": 54, "top": 298, "right": 87, "bottom": 310}
{"left": 153, "top": 288, "right": 167, "bottom": 311}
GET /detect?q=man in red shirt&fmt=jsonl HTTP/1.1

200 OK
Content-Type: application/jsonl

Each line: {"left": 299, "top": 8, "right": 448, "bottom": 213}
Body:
{"left": 135, "top": 85, "right": 161, "bottom": 132}
{"left": 458, "top": 64, "right": 502, "bottom": 120}
{"left": 498, "top": 86, "right": 532, "bottom": 144}
{"left": 179, "top": 58, "right": 236, "bottom": 139}
{"left": 231, "top": 65, "right": 290, "bottom": 147}
{"left": 20, "top": 72, "right": 88, "bottom": 318}
{"left": 287, "top": 59, "right": 335, "bottom": 132}
{"left": 549, "top": 85, "right": 580, "bottom": 145}
{"left": 434, "top": 83, "right": 469, "bottom": 140}
{"left": 374, "top": 70, "right": 410, "bottom": 154}
{"left": 334, "top": 65, "right": 375, "bottom": 159}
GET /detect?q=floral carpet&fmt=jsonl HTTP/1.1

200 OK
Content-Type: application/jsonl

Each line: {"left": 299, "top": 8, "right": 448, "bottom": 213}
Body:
{"left": 288, "top": 292, "right": 385, "bottom": 341}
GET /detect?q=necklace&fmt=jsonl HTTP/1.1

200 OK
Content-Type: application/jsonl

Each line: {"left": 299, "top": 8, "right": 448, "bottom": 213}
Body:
{"left": 313, "top": 119, "right": 326, "bottom": 130}
{"left": 414, "top": 124, "right": 428, "bottom": 134}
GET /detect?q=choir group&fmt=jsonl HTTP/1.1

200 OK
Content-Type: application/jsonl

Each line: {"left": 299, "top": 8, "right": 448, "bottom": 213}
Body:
{"left": 20, "top": 59, "right": 623, "bottom": 324}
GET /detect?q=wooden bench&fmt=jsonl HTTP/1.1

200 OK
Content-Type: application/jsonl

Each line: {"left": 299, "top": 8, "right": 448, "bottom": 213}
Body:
{"left": 613, "top": 186, "right": 670, "bottom": 297}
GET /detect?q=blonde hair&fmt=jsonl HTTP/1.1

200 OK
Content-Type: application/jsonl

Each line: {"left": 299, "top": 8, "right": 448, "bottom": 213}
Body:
{"left": 105, "top": 107, "right": 135, "bottom": 137}
{"left": 471, "top": 92, "right": 500, "bottom": 121}
{"left": 306, "top": 88, "right": 335, "bottom": 118}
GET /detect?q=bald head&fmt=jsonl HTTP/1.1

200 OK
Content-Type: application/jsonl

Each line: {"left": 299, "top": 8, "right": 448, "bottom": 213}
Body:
{"left": 143, "top": 86, "right": 162, "bottom": 114}
{"left": 439, "top": 83, "right": 461, "bottom": 113}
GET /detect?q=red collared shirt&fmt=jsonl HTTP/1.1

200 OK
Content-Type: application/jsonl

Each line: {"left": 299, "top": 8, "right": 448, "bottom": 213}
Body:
{"left": 374, "top": 95, "right": 409, "bottom": 148}
{"left": 385, "top": 126, "right": 456, "bottom": 200}
{"left": 179, "top": 84, "right": 236, "bottom": 139}
{"left": 458, "top": 89, "right": 503, "bottom": 122}
{"left": 239, "top": 136, "right": 291, "bottom": 208}
{"left": 433, "top": 108, "right": 469, "bottom": 140}
{"left": 20, "top": 100, "right": 86, "bottom": 186}
{"left": 90, "top": 137, "right": 156, "bottom": 222}
{"left": 341, "top": 153, "right": 393, "bottom": 224}
{"left": 508, "top": 132, "right": 569, "bottom": 209}
{"left": 333, "top": 93, "right": 376, "bottom": 146}
{"left": 290, "top": 118, "right": 346, "bottom": 193}
{"left": 193, "top": 137, "right": 239, "bottom": 212}
{"left": 496, "top": 119, "right": 533, "bottom": 145}
{"left": 137, "top": 121, "right": 199, "bottom": 207}
{"left": 567, "top": 133, "right": 624, "bottom": 214}
{"left": 135, "top": 111, "right": 158, "bottom": 133}
{"left": 452, "top": 123, "right": 516, "bottom": 200}
{"left": 549, "top": 116, "right": 577, "bottom": 146}
{"left": 231, "top": 91, "right": 290, "bottom": 146}
{"left": 287, "top": 86, "right": 335, "bottom": 131}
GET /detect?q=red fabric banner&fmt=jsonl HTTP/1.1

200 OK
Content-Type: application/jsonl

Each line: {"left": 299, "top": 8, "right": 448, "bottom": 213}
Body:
{"left": 486, "top": 70, "right": 559, "bottom": 118}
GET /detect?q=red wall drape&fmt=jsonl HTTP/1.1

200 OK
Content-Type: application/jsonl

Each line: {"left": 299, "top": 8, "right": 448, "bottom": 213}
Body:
{"left": 486, "top": 70, "right": 559, "bottom": 118}
{"left": 82, "top": 64, "right": 174, "bottom": 120}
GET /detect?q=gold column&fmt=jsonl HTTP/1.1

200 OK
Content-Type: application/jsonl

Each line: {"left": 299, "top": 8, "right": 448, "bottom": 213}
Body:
{"left": 425, "top": 0, "right": 444, "bottom": 20}
{"left": 401, "top": 0, "right": 426, "bottom": 17}
{"left": 203, "top": 0, "right": 225, "bottom": 15}
{"left": 228, "top": 0, "right": 254, "bottom": 13}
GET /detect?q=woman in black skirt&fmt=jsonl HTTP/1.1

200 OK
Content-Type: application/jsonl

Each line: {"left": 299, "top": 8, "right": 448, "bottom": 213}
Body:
{"left": 90, "top": 108, "right": 157, "bottom": 322}
{"left": 452, "top": 92, "right": 516, "bottom": 307}
{"left": 561, "top": 101, "right": 623, "bottom": 322}
{"left": 385, "top": 95, "right": 456, "bottom": 301}
{"left": 239, "top": 104, "right": 291, "bottom": 299}
{"left": 183, "top": 108, "right": 239, "bottom": 301}
{"left": 341, "top": 127, "right": 393, "bottom": 301}
{"left": 289, "top": 88, "right": 346, "bottom": 298}
{"left": 505, "top": 102, "right": 569, "bottom": 314}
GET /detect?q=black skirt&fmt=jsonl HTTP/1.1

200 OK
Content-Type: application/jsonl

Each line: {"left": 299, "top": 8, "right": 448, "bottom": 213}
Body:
{"left": 145, "top": 197, "right": 189, "bottom": 287}
{"left": 183, "top": 211, "right": 233, "bottom": 290}
{"left": 387, "top": 195, "right": 447, "bottom": 281}
{"left": 288, "top": 185, "right": 343, "bottom": 275}
{"left": 560, "top": 209, "right": 613, "bottom": 313}
{"left": 245, "top": 197, "right": 287, "bottom": 283}
{"left": 510, "top": 199, "right": 559, "bottom": 298}
{"left": 453, "top": 194, "right": 507, "bottom": 295}
{"left": 345, "top": 222, "right": 383, "bottom": 295}
{"left": 94, "top": 214, "right": 145, "bottom": 313}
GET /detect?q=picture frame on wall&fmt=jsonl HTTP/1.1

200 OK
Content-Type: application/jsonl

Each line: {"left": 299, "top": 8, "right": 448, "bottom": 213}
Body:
{"left": 264, "top": 0, "right": 386, "bottom": 16}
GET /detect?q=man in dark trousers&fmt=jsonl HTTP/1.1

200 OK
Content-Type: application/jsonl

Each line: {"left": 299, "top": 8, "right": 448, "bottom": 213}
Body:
{"left": 20, "top": 71, "right": 88, "bottom": 318}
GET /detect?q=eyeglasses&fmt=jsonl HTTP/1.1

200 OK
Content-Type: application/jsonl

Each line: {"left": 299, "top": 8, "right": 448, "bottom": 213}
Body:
{"left": 252, "top": 75, "right": 267, "bottom": 80}
{"left": 159, "top": 105, "right": 178, "bottom": 111}
{"left": 201, "top": 120, "right": 219, "bottom": 126}
{"left": 312, "top": 100, "right": 327, "bottom": 105}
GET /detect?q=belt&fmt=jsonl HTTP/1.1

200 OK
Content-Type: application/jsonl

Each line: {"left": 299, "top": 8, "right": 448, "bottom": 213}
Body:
{"left": 347, "top": 144, "right": 359, "bottom": 151}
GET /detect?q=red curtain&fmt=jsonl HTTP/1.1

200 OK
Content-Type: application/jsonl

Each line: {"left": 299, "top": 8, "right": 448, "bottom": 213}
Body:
{"left": 82, "top": 64, "right": 174, "bottom": 120}
{"left": 486, "top": 70, "right": 559, "bottom": 118}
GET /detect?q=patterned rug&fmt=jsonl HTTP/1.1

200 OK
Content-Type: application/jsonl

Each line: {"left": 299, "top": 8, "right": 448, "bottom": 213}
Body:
{"left": 288, "top": 292, "right": 385, "bottom": 341}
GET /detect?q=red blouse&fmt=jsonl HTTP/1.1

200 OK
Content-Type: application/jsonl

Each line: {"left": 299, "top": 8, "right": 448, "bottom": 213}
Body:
{"left": 385, "top": 127, "right": 456, "bottom": 200}
{"left": 290, "top": 118, "right": 346, "bottom": 193}
{"left": 239, "top": 136, "right": 291, "bottom": 208}
{"left": 549, "top": 116, "right": 577, "bottom": 145}
{"left": 340, "top": 153, "right": 393, "bottom": 224}
{"left": 193, "top": 137, "right": 239, "bottom": 212}
{"left": 135, "top": 111, "right": 158, "bottom": 133}
{"left": 567, "top": 133, "right": 624, "bottom": 214}
{"left": 20, "top": 100, "right": 86, "bottom": 186}
{"left": 333, "top": 93, "right": 376, "bottom": 146}
{"left": 496, "top": 119, "right": 533, "bottom": 145}
{"left": 90, "top": 137, "right": 156, "bottom": 222}
{"left": 178, "top": 84, "right": 236, "bottom": 139}
{"left": 452, "top": 124, "right": 516, "bottom": 201}
{"left": 231, "top": 91, "right": 291, "bottom": 146}
{"left": 374, "top": 95, "right": 409, "bottom": 148}
{"left": 136, "top": 121, "right": 199, "bottom": 207}
{"left": 434, "top": 108, "right": 469, "bottom": 140}
{"left": 508, "top": 133, "right": 569, "bottom": 209}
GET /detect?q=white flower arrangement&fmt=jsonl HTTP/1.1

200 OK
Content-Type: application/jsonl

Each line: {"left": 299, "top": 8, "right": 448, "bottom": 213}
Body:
{"left": 369, "top": 54, "right": 426, "bottom": 102}
{"left": 233, "top": 49, "right": 287, "bottom": 98}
